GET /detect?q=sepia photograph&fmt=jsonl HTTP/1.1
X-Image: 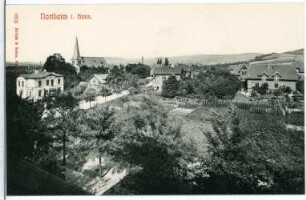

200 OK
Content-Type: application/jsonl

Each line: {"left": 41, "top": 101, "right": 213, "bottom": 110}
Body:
{"left": 5, "top": 2, "right": 305, "bottom": 196}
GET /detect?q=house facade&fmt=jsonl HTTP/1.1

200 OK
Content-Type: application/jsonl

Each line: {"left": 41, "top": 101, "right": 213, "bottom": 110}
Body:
{"left": 87, "top": 74, "right": 108, "bottom": 89}
{"left": 150, "top": 64, "right": 192, "bottom": 93}
{"left": 241, "top": 64, "right": 299, "bottom": 92}
{"left": 16, "top": 70, "right": 64, "bottom": 101}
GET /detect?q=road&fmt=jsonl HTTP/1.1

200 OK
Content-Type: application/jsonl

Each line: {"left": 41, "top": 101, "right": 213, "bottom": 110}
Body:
{"left": 79, "top": 90, "right": 129, "bottom": 110}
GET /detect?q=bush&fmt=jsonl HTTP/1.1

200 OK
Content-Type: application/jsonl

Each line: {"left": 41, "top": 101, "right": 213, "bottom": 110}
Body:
{"left": 162, "top": 76, "right": 180, "bottom": 98}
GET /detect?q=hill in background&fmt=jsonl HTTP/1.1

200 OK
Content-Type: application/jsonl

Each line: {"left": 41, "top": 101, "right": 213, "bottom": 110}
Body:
{"left": 104, "top": 53, "right": 260, "bottom": 66}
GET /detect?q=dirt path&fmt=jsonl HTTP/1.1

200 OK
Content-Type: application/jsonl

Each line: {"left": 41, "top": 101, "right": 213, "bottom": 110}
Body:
{"left": 65, "top": 166, "right": 128, "bottom": 195}
{"left": 79, "top": 90, "right": 129, "bottom": 110}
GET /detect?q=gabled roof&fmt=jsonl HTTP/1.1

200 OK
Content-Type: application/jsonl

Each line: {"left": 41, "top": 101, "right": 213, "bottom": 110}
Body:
{"left": 229, "top": 64, "right": 247, "bottom": 75}
{"left": 292, "top": 61, "right": 304, "bottom": 73}
{"left": 20, "top": 71, "right": 63, "bottom": 79}
{"left": 246, "top": 64, "right": 299, "bottom": 81}
{"left": 89, "top": 74, "right": 108, "bottom": 84}
{"left": 81, "top": 57, "right": 107, "bottom": 67}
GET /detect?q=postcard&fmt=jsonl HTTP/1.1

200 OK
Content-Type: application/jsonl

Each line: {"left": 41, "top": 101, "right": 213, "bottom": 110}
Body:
{"left": 5, "top": 2, "right": 305, "bottom": 197}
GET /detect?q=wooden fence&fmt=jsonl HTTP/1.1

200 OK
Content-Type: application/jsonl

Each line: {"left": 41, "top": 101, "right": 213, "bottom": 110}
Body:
{"left": 177, "top": 98, "right": 284, "bottom": 116}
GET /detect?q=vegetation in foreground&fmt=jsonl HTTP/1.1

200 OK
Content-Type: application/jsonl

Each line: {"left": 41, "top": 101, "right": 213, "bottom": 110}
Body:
{"left": 6, "top": 53, "right": 304, "bottom": 195}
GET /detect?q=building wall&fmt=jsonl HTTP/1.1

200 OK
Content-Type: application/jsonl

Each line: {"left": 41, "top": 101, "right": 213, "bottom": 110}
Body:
{"left": 247, "top": 79, "right": 296, "bottom": 92}
{"left": 88, "top": 77, "right": 106, "bottom": 90}
{"left": 151, "top": 75, "right": 181, "bottom": 93}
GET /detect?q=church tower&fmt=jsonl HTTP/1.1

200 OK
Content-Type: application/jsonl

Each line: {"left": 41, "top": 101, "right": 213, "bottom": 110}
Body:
{"left": 71, "top": 37, "right": 82, "bottom": 65}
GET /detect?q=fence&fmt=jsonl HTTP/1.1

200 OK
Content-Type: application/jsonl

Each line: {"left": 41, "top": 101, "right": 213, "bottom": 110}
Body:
{"left": 177, "top": 98, "right": 284, "bottom": 116}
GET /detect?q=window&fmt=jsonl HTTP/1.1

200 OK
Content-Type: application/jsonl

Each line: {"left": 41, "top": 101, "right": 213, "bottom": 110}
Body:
{"left": 45, "top": 90, "right": 49, "bottom": 96}
{"left": 46, "top": 80, "right": 49, "bottom": 86}
{"left": 275, "top": 83, "right": 279, "bottom": 88}
{"left": 51, "top": 80, "right": 54, "bottom": 86}
{"left": 38, "top": 81, "right": 42, "bottom": 87}
{"left": 38, "top": 90, "right": 42, "bottom": 97}
{"left": 22, "top": 81, "right": 24, "bottom": 87}
{"left": 58, "top": 79, "right": 60, "bottom": 84}
{"left": 18, "top": 81, "right": 20, "bottom": 87}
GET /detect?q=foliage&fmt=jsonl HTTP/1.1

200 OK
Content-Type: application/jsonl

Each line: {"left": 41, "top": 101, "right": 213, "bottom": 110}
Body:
{"left": 76, "top": 106, "right": 115, "bottom": 176}
{"left": 165, "top": 58, "right": 170, "bottom": 66}
{"left": 43, "top": 92, "right": 79, "bottom": 166}
{"left": 157, "top": 58, "right": 162, "bottom": 65}
{"left": 71, "top": 82, "right": 88, "bottom": 99}
{"left": 253, "top": 83, "right": 269, "bottom": 95}
{"left": 106, "top": 65, "right": 140, "bottom": 93}
{"left": 105, "top": 95, "right": 195, "bottom": 193}
{"left": 125, "top": 63, "right": 150, "bottom": 78}
{"left": 194, "top": 106, "right": 304, "bottom": 194}
{"left": 296, "top": 80, "right": 304, "bottom": 94}
{"left": 79, "top": 65, "right": 108, "bottom": 81}
{"left": 190, "top": 69, "right": 240, "bottom": 99}
{"left": 6, "top": 94, "right": 49, "bottom": 159}
{"left": 162, "top": 76, "right": 180, "bottom": 98}
{"left": 83, "top": 88, "right": 97, "bottom": 104}
{"left": 43, "top": 53, "right": 81, "bottom": 90}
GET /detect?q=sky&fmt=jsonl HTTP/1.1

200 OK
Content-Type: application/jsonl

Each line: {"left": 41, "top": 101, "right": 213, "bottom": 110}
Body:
{"left": 6, "top": 4, "right": 304, "bottom": 63}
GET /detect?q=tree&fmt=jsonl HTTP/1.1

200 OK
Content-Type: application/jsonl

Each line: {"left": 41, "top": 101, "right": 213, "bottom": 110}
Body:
{"left": 125, "top": 64, "right": 150, "bottom": 78}
{"left": 100, "top": 86, "right": 112, "bottom": 102}
{"left": 165, "top": 58, "right": 170, "bottom": 66}
{"left": 7, "top": 94, "right": 50, "bottom": 160}
{"left": 106, "top": 95, "right": 195, "bottom": 193}
{"left": 162, "top": 76, "right": 180, "bottom": 98}
{"left": 157, "top": 58, "right": 162, "bottom": 65}
{"left": 43, "top": 53, "right": 80, "bottom": 90}
{"left": 253, "top": 83, "right": 269, "bottom": 95}
{"left": 76, "top": 106, "right": 115, "bottom": 177}
{"left": 83, "top": 88, "right": 97, "bottom": 107}
{"left": 189, "top": 69, "right": 240, "bottom": 99}
{"left": 194, "top": 105, "right": 304, "bottom": 194}
{"left": 43, "top": 92, "right": 79, "bottom": 166}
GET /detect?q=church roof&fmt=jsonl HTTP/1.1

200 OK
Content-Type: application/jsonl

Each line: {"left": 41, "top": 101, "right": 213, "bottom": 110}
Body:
{"left": 20, "top": 71, "right": 63, "bottom": 79}
{"left": 81, "top": 57, "right": 107, "bottom": 67}
{"left": 246, "top": 64, "right": 299, "bottom": 81}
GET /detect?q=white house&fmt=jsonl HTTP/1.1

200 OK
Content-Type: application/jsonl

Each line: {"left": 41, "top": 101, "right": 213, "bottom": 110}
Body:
{"left": 16, "top": 70, "right": 64, "bottom": 101}
{"left": 87, "top": 74, "right": 108, "bottom": 89}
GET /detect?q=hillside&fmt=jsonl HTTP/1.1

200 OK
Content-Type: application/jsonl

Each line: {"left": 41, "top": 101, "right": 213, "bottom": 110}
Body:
{"left": 250, "top": 49, "right": 304, "bottom": 65}
{"left": 104, "top": 53, "right": 260, "bottom": 66}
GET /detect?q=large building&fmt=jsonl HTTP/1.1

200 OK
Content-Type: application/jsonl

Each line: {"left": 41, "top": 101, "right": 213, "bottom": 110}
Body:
{"left": 150, "top": 64, "right": 193, "bottom": 93}
{"left": 16, "top": 70, "right": 64, "bottom": 101}
{"left": 240, "top": 64, "right": 299, "bottom": 92}
{"left": 71, "top": 37, "right": 107, "bottom": 72}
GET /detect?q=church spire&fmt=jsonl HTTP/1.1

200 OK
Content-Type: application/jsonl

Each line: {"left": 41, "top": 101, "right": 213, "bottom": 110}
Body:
{"left": 72, "top": 36, "right": 81, "bottom": 60}
{"left": 72, "top": 36, "right": 81, "bottom": 65}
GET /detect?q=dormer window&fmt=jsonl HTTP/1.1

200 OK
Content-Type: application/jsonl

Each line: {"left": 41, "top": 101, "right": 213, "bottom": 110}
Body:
{"left": 273, "top": 72, "right": 281, "bottom": 82}
{"left": 261, "top": 73, "right": 268, "bottom": 82}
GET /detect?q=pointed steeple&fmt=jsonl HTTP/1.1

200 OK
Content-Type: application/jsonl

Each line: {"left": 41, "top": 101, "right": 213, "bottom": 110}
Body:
{"left": 72, "top": 36, "right": 81, "bottom": 60}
